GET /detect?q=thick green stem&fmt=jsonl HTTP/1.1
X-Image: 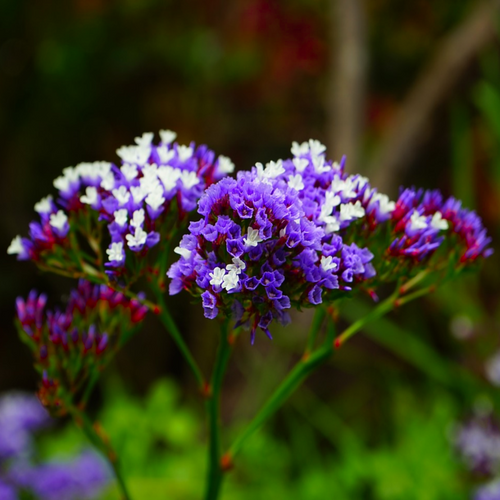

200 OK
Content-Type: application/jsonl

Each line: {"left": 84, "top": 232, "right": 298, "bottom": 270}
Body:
{"left": 153, "top": 290, "right": 206, "bottom": 390}
{"left": 205, "top": 320, "right": 232, "bottom": 500}
{"left": 67, "top": 404, "right": 131, "bottom": 500}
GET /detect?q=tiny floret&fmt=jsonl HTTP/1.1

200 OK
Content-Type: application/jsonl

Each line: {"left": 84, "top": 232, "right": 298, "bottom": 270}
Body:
{"left": 244, "top": 227, "right": 263, "bottom": 247}
{"left": 209, "top": 267, "right": 226, "bottom": 287}
{"left": 49, "top": 211, "right": 68, "bottom": 231}
{"left": 159, "top": 129, "right": 177, "bottom": 144}
{"left": 7, "top": 236, "right": 23, "bottom": 255}
{"left": 106, "top": 242, "right": 124, "bottom": 262}
{"left": 430, "top": 211, "right": 449, "bottom": 230}
{"left": 80, "top": 186, "right": 98, "bottom": 205}
{"left": 34, "top": 195, "right": 53, "bottom": 214}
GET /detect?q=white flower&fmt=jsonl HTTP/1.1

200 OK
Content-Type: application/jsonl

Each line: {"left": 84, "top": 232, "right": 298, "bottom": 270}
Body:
{"left": 371, "top": 192, "right": 395, "bottom": 215}
{"left": 62, "top": 167, "right": 79, "bottom": 182}
{"left": 34, "top": 195, "right": 53, "bottom": 214}
{"left": 217, "top": 155, "right": 235, "bottom": 174}
{"left": 157, "top": 166, "right": 181, "bottom": 191}
{"left": 319, "top": 190, "right": 341, "bottom": 221}
{"left": 244, "top": 227, "right": 263, "bottom": 247}
{"left": 339, "top": 201, "right": 365, "bottom": 222}
{"left": 288, "top": 174, "right": 304, "bottom": 191}
{"left": 209, "top": 267, "right": 226, "bottom": 287}
{"left": 80, "top": 186, "right": 98, "bottom": 205}
{"left": 125, "top": 227, "right": 148, "bottom": 248}
{"left": 321, "top": 255, "right": 338, "bottom": 272}
{"left": 114, "top": 209, "right": 128, "bottom": 226}
{"left": 174, "top": 246, "right": 191, "bottom": 259}
{"left": 180, "top": 170, "right": 199, "bottom": 189}
{"left": 116, "top": 145, "right": 151, "bottom": 165}
{"left": 143, "top": 163, "right": 158, "bottom": 178}
{"left": 309, "top": 139, "right": 326, "bottom": 157}
{"left": 130, "top": 185, "right": 147, "bottom": 204}
{"left": 106, "top": 242, "right": 124, "bottom": 262}
{"left": 112, "top": 186, "right": 130, "bottom": 205}
{"left": 130, "top": 209, "right": 145, "bottom": 228}
{"left": 324, "top": 216, "right": 340, "bottom": 233}
{"left": 226, "top": 257, "right": 246, "bottom": 274}
{"left": 430, "top": 211, "right": 449, "bottom": 230}
{"left": 49, "top": 210, "right": 68, "bottom": 231}
{"left": 292, "top": 158, "right": 309, "bottom": 172}
{"left": 121, "top": 163, "right": 138, "bottom": 181}
{"left": 146, "top": 188, "right": 165, "bottom": 211}
{"left": 291, "top": 141, "right": 309, "bottom": 157}
{"left": 264, "top": 160, "right": 285, "bottom": 178}
{"left": 159, "top": 129, "right": 177, "bottom": 144}
{"left": 139, "top": 175, "right": 160, "bottom": 195}
{"left": 7, "top": 236, "right": 23, "bottom": 255}
{"left": 222, "top": 269, "right": 240, "bottom": 291}
{"left": 53, "top": 175, "right": 71, "bottom": 192}
{"left": 340, "top": 177, "right": 358, "bottom": 199}
{"left": 177, "top": 145, "right": 193, "bottom": 162}
{"left": 100, "top": 173, "right": 116, "bottom": 191}
{"left": 312, "top": 155, "right": 330, "bottom": 174}
{"left": 134, "top": 132, "right": 154, "bottom": 147}
{"left": 409, "top": 211, "right": 428, "bottom": 232}
{"left": 157, "top": 145, "right": 176, "bottom": 164}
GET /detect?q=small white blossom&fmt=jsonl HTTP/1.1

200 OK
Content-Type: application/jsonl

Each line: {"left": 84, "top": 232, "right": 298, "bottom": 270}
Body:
{"left": 34, "top": 195, "right": 53, "bottom": 214}
{"left": 321, "top": 255, "right": 338, "bottom": 272}
{"left": 125, "top": 227, "right": 148, "bottom": 248}
{"left": 324, "top": 215, "right": 340, "bottom": 233}
{"left": 116, "top": 145, "right": 151, "bottom": 165}
{"left": 62, "top": 167, "right": 79, "bottom": 182}
{"left": 7, "top": 236, "right": 23, "bottom": 255}
{"left": 157, "top": 145, "right": 176, "bottom": 164}
{"left": 339, "top": 201, "right": 365, "bottom": 222}
{"left": 264, "top": 160, "right": 285, "bottom": 178}
{"left": 309, "top": 139, "right": 326, "bottom": 157}
{"left": 430, "top": 211, "right": 449, "bottom": 231}
{"left": 130, "top": 185, "right": 147, "bottom": 204}
{"left": 226, "top": 257, "right": 246, "bottom": 274}
{"left": 292, "top": 158, "right": 309, "bottom": 172}
{"left": 80, "top": 186, "right": 98, "bottom": 205}
{"left": 146, "top": 188, "right": 165, "bottom": 211}
{"left": 157, "top": 166, "right": 181, "bottom": 191}
{"left": 174, "top": 246, "right": 191, "bottom": 259}
{"left": 112, "top": 186, "right": 131, "bottom": 205}
{"left": 139, "top": 175, "right": 160, "bottom": 195}
{"left": 180, "top": 170, "right": 199, "bottom": 189}
{"left": 409, "top": 211, "right": 428, "bottom": 231}
{"left": 130, "top": 209, "right": 145, "bottom": 228}
{"left": 121, "top": 163, "right": 138, "bottom": 181}
{"left": 143, "top": 163, "right": 158, "bottom": 178}
{"left": 244, "top": 227, "right": 263, "bottom": 247}
{"left": 217, "top": 155, "right": 235, "bottom": 174}
{"left": 49, "top": 210, "right": 68, "bottom": 231}
{"left": 53, "top": 175, "right": 71, "bottom": 192}
{"left": 134, "top": 132, "right": 154, "bottom": 147}
{"left": 106, "top": 241, "right": 124, "bottom": 262}
{"left": 291, "top": 141, "right": 309, "bottom": 157}
{"left": 288, "top": 174, "right": 304, "bottom": 191}
{"left": 159, "top": 129, "right": 177, "bottom": 144}
{"left": 114, "top": 209, "right": 128, "bottom": 226}
{"left": 209, "top": 267, "right": 226, "bottom": 287}
{"left": 222, "top": 269, "right": 240, "bottom": 291}
{"left": 100, "top": 173, "right": 116, "bottom": 191}
{"left": 371, "top": 193, "right": 395, "bottom": 215}
{"left": 319, "top": 190, "right": 341, "bottom": 221}
{"left": 340, "top": 177, "right": 359, "bottom": 199}
{"left": 177, "top": 145, "right": 193, "bottom": 162}
{"left": 312, "top": 155, "right": 330, "bottom": 174}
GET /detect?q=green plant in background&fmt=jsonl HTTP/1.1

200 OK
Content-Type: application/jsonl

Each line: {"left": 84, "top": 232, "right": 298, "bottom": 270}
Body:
{"left": 7, "top": 130, "right": 492, "bottom": 499}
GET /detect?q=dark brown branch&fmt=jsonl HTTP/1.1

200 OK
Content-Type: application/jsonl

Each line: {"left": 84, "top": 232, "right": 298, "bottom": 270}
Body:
{"left": 369, "top": 0, "right": 500, "bottom": 193}
{"left": 326, "top": 0, "right": 367, "bottom": 172}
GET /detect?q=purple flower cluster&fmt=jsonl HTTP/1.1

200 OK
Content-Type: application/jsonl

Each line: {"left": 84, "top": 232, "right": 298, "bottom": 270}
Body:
{"left": 454, "top": 413, "right": 500, "bottom": 475}
{"left": 0, "top": 392, "right": 109, "bottom": 500}
{"left": 16, "top": 280, "right": 148, "bottom": 411}
{"left": 389, "top": 188, "right": 493, "bottom": 262}
{"left": 475, "top": 480, "right": 500, "bottom": 500}
{"left": 168, "top": 160, "right": 375, "bottom": 342}
{"left": 7, "top": 130, "right": 234, "bottom": 281}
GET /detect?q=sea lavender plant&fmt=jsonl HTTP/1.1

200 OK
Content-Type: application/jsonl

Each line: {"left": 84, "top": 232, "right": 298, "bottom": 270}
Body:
{"left": 0, "top": 392, "right": 110, "bottom": 500}
{"left": 8, "top": 133, "right": 492, "bottom": 500}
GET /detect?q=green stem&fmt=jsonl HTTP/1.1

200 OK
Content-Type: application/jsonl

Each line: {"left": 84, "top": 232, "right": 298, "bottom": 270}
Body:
{"left": 67, "top": 404, "right": 131, "bottom": 500}
{"left": 153, "top": 289, "right": 206, "bottom": 390}
{"left": 205, "top": 320, "right": 232, "bottom": 500}
{"left": 228, "top": 344, "right": 332, "bottom": 460}
{"left": 305, "top": 307, "right": 327, "bottom": 354}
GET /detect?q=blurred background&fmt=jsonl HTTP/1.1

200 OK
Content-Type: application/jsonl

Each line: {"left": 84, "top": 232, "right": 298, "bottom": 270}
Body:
{"left": 1, "top": 0, "right": 500, "bottom": 498}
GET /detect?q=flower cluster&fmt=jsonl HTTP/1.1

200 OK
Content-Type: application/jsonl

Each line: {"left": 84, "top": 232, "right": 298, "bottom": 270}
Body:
{"left": 168, "top": 163, "right": 375, "bottom": 342}
{"left": 7, "top": 130, "right": 234, "bottom": 283}
{"left": 16, "top": 280, "right": 148, "bottom": 413}
{"left": 0, "top": 392, "right": 109, "bottom": 500}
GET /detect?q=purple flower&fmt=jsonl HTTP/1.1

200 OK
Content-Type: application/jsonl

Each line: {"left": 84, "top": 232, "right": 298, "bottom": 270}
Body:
{"left": 475, "top": 480, "right": 500, "bottom": 500}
